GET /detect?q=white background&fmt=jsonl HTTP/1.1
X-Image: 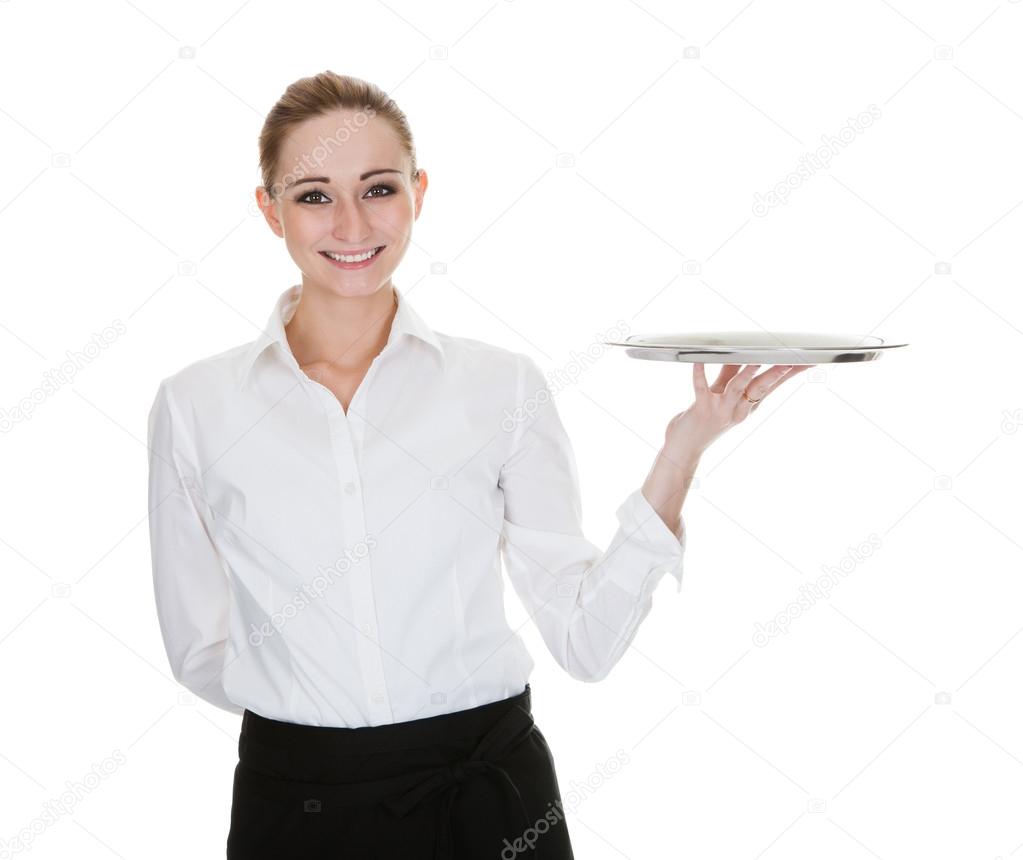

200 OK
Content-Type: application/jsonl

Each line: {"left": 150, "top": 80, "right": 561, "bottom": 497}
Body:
{"left": 2, "top": 0, "right": 1022, "bottom": 857}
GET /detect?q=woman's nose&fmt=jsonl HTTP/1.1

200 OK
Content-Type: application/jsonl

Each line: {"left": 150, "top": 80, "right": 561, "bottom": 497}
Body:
{"left": 331, "top": 196, "right": 371, "bottom": 242}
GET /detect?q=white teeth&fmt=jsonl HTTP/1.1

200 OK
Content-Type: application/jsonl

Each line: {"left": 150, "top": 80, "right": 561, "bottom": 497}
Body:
{"left": 324, "top": 247, "right": 380, "bottom": 263}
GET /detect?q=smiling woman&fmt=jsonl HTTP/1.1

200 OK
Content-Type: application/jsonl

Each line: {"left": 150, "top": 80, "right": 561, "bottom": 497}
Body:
{"left": 147, "top": 68, "right": 806, "bottom": 859}
{"left": 145, "top": 70, "right": 583, "bottom": 859}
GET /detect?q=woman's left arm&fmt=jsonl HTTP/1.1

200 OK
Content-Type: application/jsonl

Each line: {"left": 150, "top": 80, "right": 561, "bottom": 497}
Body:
{"left": 641, "top": 363, "right": 812, "bottom": 535}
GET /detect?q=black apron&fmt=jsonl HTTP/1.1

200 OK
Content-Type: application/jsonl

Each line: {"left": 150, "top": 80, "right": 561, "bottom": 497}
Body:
{"left": 226, "top": 683, "right": 575, "bottom": 859}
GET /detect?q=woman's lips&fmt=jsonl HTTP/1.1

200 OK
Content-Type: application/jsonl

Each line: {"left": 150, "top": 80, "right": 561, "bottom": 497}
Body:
{"left": 319, "top": 246, "right": 385, "bottom": 270}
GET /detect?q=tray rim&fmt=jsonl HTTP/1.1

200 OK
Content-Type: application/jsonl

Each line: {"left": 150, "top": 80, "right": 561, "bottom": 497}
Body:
{"left": 602, "top": 338, "right": 909, "bottom": 351}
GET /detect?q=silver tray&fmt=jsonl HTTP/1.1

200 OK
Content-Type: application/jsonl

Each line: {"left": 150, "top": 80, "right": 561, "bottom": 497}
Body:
{"left": 603, "top": 331, "right": 908, "bottom": 364}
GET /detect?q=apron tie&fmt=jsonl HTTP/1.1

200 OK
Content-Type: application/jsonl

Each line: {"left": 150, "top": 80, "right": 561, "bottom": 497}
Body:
{"left": 382, "top": 703, "right": 540, "bottom": 859}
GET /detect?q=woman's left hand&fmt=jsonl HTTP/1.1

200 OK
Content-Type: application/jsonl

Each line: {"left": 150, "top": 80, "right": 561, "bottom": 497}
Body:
{"left": 663, "top": 363, "right": 811, "bottom": 458}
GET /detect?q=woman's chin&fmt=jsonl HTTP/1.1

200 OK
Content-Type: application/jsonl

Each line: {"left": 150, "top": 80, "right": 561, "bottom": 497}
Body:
{"left": 301, "top": 276, "right": 393, "bottom": 299}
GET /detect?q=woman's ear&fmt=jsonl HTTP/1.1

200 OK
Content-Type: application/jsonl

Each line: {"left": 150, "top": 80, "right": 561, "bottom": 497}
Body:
{"left": 413, "top": 169, "right": 428, "bottom": 220}
{"left": 255, "top": 186, "right": 284, "bottom": 238}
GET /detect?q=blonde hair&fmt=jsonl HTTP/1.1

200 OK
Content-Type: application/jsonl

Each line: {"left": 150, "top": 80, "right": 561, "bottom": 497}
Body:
{"left": 258, "top": 71, "right": 418, "bottom": 201}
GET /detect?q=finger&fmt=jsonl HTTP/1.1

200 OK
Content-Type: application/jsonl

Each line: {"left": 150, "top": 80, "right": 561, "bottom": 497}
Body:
{"left": 710, "top": 363, "right": 742, "bottom": 394}
{"left": 732, "top": 384, "right": 761, "bottom": 421}
{"left": 750, "top": 364, "right": 796, "bottom": 391}
{"left": 746, "top": 364, "right": 811, "bottom": 403}
{"left": 723, "top": 364, "right": 761, "bottom": 400}
{"left": 777, "top": 364, "right": 812, "bottom": 383}
{"left": 693, "top": 362, "right": 710, "bottom": 396}
{"left": 731, "top": 363, "right": 801, "bottom": 420}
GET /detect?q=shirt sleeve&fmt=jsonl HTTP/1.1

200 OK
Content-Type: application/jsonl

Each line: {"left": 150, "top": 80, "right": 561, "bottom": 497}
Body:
{"left": 147, "top": 379, "right": 244, "bottom": 714}
{"left": 498, "top": 356, "right": 687, "bottom": 683}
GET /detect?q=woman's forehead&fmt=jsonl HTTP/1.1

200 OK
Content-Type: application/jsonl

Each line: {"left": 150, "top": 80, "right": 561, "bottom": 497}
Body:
{"left": 280, "top": 115, "right": 404, "bottom": 169}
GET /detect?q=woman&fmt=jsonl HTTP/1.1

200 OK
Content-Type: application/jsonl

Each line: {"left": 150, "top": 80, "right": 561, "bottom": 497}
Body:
{"left": 146, "top": 71, "right": 808, "bottom": 859}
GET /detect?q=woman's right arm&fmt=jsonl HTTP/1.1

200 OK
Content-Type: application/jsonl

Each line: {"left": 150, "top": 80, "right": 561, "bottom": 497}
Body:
{"left": 147, "top": 379, "right": 243, "bottom": 715}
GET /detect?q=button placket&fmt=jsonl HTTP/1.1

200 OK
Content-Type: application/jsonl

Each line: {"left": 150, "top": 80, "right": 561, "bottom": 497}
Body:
{"left": 326, "top": 404, "right": 391, "bottom": 721}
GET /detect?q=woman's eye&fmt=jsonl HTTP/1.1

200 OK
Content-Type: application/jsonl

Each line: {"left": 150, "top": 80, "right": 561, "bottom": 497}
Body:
{"left": 298, "top": 186, "right": 393, "bottom": 204}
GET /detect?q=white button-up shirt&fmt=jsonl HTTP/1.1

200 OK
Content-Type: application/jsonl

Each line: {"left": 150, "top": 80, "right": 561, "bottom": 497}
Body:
{"left": 146, "top": 283, "right": 686, "bottom": 727}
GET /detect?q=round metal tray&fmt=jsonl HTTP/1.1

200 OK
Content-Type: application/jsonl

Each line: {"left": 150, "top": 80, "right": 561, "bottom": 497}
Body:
{"left": 603, "top": 331, "right": 908, "bottom": 365}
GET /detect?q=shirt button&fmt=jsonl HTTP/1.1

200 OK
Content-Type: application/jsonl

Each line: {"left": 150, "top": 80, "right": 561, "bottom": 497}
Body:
{"left": 371, "top": 690, "right": 386, "bottom": 703}
{"left": 344, "top": 482, "right": 356, "bottom": 495}
{"left": 361, "top": 622, "right": 373, "bottom": 635}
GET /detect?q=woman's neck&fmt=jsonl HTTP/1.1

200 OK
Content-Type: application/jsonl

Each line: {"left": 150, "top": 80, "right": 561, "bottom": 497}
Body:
{"left": 285, "top": 282, "right": 398, "bottom": 372}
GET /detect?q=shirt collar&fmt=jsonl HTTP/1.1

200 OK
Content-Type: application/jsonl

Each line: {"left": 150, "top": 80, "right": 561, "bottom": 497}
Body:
{"left": 237, "top": 283, "right": 444, "bottom": 391}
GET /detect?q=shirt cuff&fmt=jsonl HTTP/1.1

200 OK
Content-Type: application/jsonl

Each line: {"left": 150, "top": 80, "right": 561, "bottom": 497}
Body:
{"left": 610, "top": 487, "right": 687, "bottom": 595}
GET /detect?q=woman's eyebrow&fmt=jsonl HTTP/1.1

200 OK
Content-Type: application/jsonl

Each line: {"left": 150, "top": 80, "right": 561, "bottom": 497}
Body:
{"left": 285, "top": 169, "right": 401, "bottom": 190}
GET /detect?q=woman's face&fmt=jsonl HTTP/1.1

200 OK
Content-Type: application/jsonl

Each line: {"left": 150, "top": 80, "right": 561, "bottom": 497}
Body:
{"left": 256, "top": 110, "right": 427, "bottom": 298}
